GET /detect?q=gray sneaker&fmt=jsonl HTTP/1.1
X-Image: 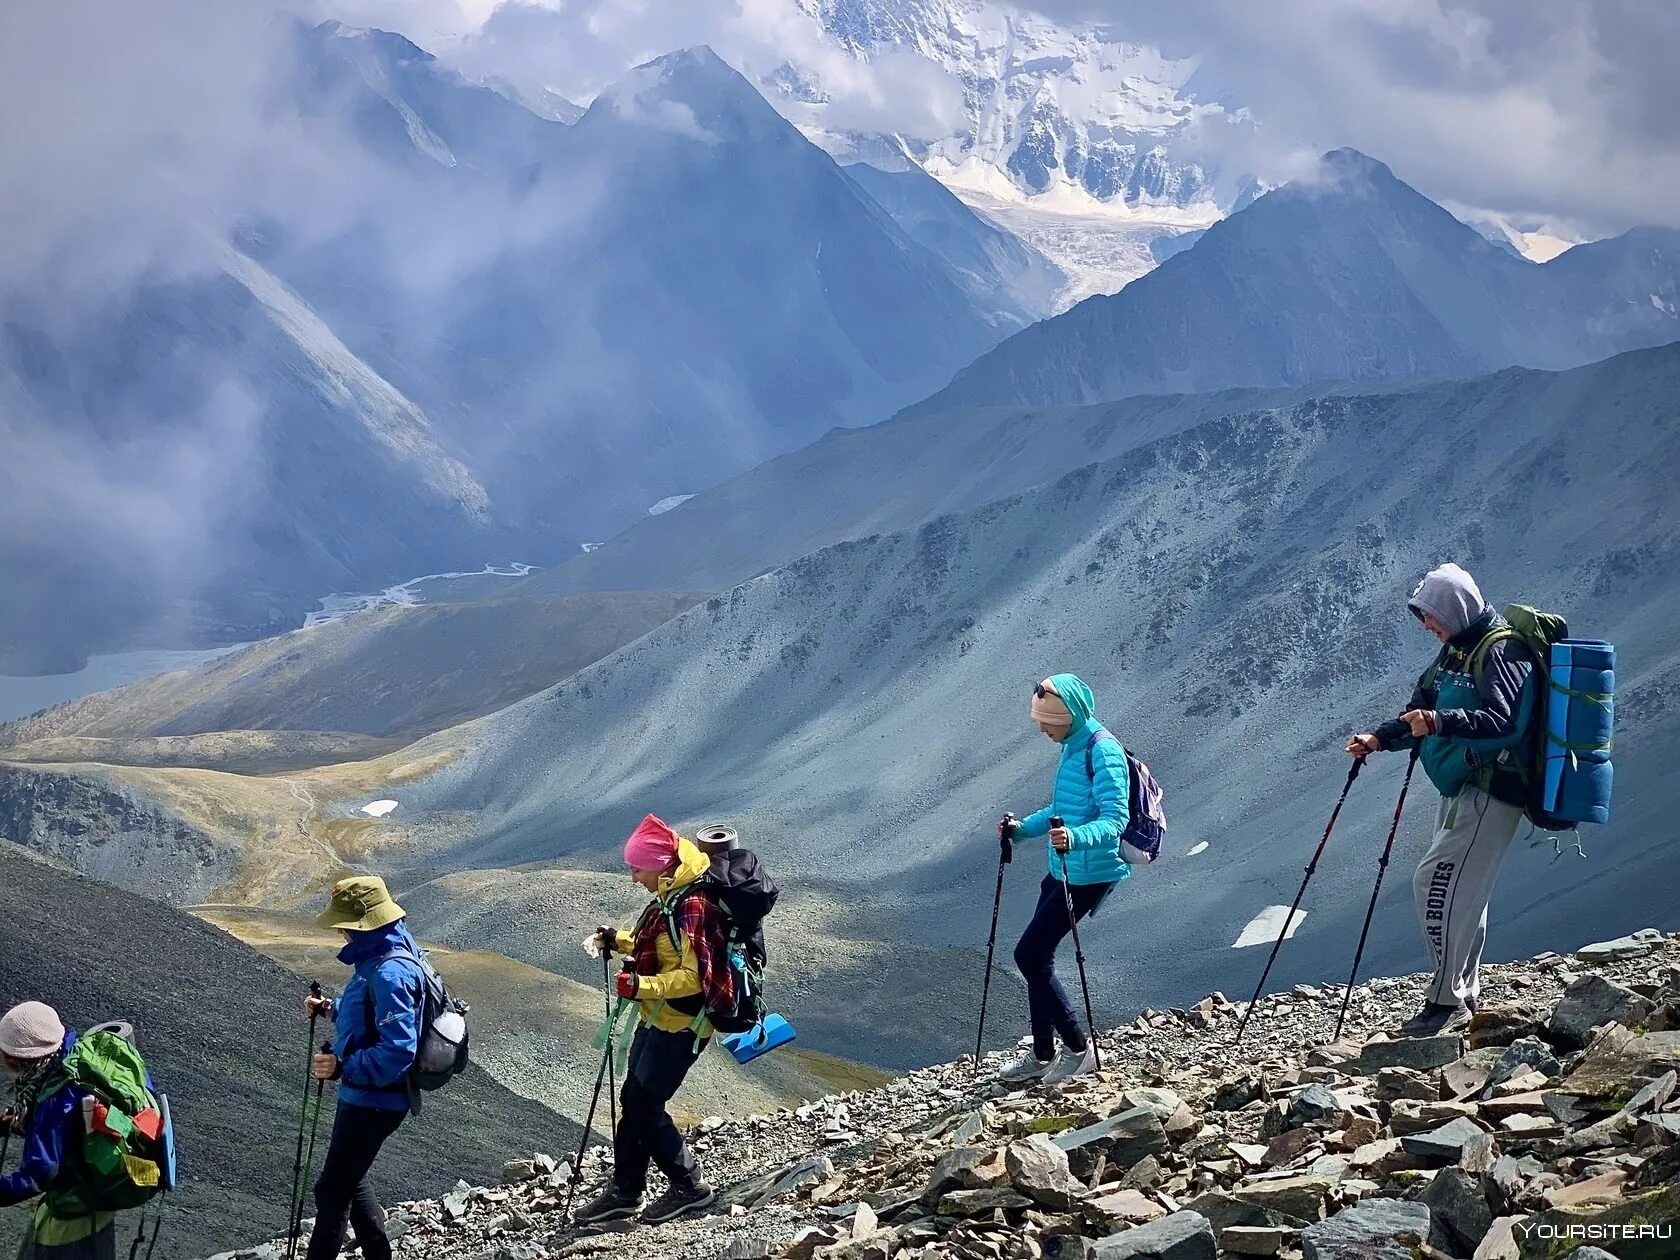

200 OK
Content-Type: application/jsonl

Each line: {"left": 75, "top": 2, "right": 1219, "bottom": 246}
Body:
{"left": 997, "top": 1050, "right": 1053, "bottom": 1082}
{"left": 1042, "top": 1043, "right": 1098, "bottom": 1085}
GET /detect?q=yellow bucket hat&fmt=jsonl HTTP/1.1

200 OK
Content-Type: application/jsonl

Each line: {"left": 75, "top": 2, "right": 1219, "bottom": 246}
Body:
{"left": 315, "top": 875, "right": 406, "bottom": 932}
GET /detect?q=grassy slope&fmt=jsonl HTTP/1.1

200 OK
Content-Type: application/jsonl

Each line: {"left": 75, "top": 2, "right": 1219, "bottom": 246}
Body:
{"left": 0, "top": 844, "right": 574, "bottom": 1259}
{"left": 0, "top": 592, "right": 702, "bottom": 767}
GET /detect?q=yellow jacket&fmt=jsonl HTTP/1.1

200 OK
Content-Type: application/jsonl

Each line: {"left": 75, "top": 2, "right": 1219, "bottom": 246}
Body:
{"left": 613, "top": 837, "right": 713, "bottom": 1035}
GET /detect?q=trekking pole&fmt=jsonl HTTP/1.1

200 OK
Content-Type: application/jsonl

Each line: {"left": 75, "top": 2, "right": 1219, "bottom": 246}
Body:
{"left": 289, "top": 1040, "right": 333, "bottom": 1260}
{"left": 1234, "top": 757, "right": 1365, "bottom": 1047}
{"left": 1334, "top": 744, "right": 1422, "bottom": 1042}
{"left": 974, "top": 816, "right": 1014, "bottom": 1066}
{"left": 565, "top": 971, "right": 629, "bottom": 1224}
{"left": 1049, "top": 816, "right": 1101, "bottom": 1070}
{"left": 286, "top": 981, "right": 323, "bottom": 1256}
{"left": 601, "top": 949, "right": 618, "bottom": 1136}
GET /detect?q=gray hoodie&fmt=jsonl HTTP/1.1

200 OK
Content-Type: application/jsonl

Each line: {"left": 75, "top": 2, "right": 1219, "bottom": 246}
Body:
{"left": 1407, "top": 563, "right": 1488, "bottom": 636}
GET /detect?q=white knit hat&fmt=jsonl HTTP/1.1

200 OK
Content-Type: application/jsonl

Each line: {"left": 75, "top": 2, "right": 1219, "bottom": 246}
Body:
{"left": 0, "top": 1001, "right": 66, "bottom": 1059}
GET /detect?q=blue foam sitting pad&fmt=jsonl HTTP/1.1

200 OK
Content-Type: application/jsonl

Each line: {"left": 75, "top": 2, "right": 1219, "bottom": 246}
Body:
{"left": 719, "top": 1013, "right": 796, "bottom": 1064}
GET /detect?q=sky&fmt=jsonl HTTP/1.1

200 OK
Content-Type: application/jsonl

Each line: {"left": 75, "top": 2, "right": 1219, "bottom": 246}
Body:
{"left": 313, "top": 0, "right": 1680, "bottom": 238}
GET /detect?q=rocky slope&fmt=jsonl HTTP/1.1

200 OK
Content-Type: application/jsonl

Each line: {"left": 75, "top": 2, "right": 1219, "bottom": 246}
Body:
{"left": 0, "top": 843, "right": 573, "bottom": 1260}
{"left": 208, "top": 929, "right": 1680, "bottom": 1260}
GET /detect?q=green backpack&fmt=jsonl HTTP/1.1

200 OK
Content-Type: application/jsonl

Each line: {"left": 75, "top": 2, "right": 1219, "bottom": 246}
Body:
{"left": 46, "top": 1025, "right": 176, "bottom": 1214}
{"left": 1451, "top": 604, "right": 1574, "bottom": 828}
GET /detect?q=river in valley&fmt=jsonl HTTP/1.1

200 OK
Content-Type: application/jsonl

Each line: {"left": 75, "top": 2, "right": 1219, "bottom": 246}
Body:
{"left": 0, "top": 561, "right": 536, "bottom": 723}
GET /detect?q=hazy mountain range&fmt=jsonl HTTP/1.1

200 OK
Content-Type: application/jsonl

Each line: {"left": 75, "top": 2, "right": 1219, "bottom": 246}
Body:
{"left": 1, "top": 26, "right": 1032, "bottom": 672}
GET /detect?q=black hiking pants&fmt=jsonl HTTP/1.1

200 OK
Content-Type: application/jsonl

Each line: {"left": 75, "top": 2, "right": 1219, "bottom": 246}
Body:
{"left": 1014, "top": 874, "right": 1111, "bottom": 1060}
{"left": 307, "top": 1103, "right": 405, "bottom": 1260}
{"left": 613, "top": 1024, "right": 706, "bottom": 1196}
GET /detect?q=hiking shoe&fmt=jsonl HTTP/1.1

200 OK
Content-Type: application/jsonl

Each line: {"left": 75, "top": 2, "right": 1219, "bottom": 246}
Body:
{"left": 997, "top": 1051, "right": 1053, "bottom": 1082}
{"left": 641, "top": 1182, "right": 716, "bottom": 1224}
{"left": 1395, "top": 1002, "right": 1472, "bottom": 1038}
{"left": 1042, "top": 1043, "right": 1098, "bottom": 1085}
{"left": 574, "top": 1184, "right": 642, "bottom": 1225}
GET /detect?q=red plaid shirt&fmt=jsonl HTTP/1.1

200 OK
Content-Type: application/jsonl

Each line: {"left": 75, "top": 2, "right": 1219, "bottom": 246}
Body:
{"left": 632, "top": 887, "right": 734, "bottom": 1016}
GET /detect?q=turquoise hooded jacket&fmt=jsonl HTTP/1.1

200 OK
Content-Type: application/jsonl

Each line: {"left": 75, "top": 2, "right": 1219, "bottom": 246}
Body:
{"left": 1017, "top": 674, "right": 1133, "bottom": 886}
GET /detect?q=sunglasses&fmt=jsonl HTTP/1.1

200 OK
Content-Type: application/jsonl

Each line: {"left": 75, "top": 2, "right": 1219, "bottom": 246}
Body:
{"left": 1409, "top": 605, "right": 1427, "bottom": 624}
{"left": 1033, "top": 682, "right": 1056, "bottom": 699}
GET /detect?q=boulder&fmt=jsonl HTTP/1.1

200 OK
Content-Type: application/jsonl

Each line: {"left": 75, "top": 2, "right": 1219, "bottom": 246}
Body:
{"left": 1468, "top": 1006, "right": 1544, "bottom": 1050}
{"left": 936, "top": 1187, "right": 1033, "bottom": 1217}
{"left": 1180, "top": 1191, "right": 1278, "bottom": 1232}
{"left": 1548, "top": 975, "right": 1655, "bottom": 1050}
{"left": 1574, "top": 928, "right": 1663, "bottom": 962}
{"left": 1472, "top": 1217, "right": 1522, "bottom": 1260}
{"left": 919, "top": 1148, "right": 1002, "bottom": 1204}
{"left": 1401, "top": 1116, "right": 1487, "bottom": 1163}
{"left": 1285, "top": 1084, "right": 1345, "bottom": 1130}
{"left": 1422, "top": 1166, "right": 1494, "bottom": 1254}
{"left": 1374, "top": 1066, "right": 1441, "bottom": 1103}
{"left": 1347, "top": 1037, "right": 1464, "bottom": 1075}
{"left": 1515, "top": 1183, "right": 1680, "bottom": 1259}
{"left": 1006, "top": 1135, "right": 1083, "bottom": 1209}
{"left": 1300, "top": 1198, "right": 1431, "bottom": 1260}
{"left": 1055, "top": 1107, "right": 1170, "bottom": 1178}
{"left": 1090, "top": 1210, "right": 1215, "bottom": 1260}
{"left": 1232, "top": 1175, "right": 1334, "bottom": 1224}
{"left": 1220, "top": 1225, "right": 1286, "bottom": 1257}
{"left": 1086, "top": 1188, "right": 1166, "bottom": 1226}
{"left": 1482, "top": 1039, "right": 1560, "bottom": 1094}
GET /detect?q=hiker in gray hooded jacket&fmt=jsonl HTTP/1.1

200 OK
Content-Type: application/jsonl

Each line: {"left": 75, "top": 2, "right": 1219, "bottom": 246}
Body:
{"left": 1348, "top": 563, "right": 1539, "bottom": 1038}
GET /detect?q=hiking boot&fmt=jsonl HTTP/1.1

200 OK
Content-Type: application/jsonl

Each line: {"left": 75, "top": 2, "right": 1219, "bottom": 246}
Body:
{"left": 1395, "top": 1002, "right": 1472, "bottom": 1038}
{"left": 574, "top": 1184, "right": 642, "bottom": 1225}
{"left": 997, "top": 1050, "right": 1053, "bottom": 1082}
{"left": 1042, "top": 1043, "right": 1098, "bottom": 1085}
{"left": 641, "top": 1182, "right": 716, "bottom": 1224}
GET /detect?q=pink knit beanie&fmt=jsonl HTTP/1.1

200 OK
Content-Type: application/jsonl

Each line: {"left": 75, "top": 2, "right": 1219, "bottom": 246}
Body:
{"left": 0, "top": 1001, "right": 65, "bottom": 1059}
{"left": 624, "top": 814, "right": 681, "bottom": 871}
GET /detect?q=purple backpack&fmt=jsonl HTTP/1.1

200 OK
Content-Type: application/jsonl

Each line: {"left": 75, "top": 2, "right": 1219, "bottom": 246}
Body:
{"left": 1086, "top": 731, "right": 1167, "bottom": 865}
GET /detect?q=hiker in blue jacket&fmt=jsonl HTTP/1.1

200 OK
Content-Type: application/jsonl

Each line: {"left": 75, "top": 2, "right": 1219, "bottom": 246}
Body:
{"left": 303, "top": 877, "right": 424, "bottom": 1260}
{"left": 996, "top": 674, "right": 1130, "bottom": 1085}
{"left": 1, "top": 1002, "right": 116, "bottom": 1259}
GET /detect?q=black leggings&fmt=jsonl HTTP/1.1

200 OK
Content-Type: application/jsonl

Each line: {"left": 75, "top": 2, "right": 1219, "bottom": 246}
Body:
{"left": 613, "top": 1025, "right": 705, "bottom": 1195}
{"left": 1014, "top": 873, "right": 1111, "bottom": 1060}
{"left": 307, "top": 1103, "right": 405, "bottom": 1260}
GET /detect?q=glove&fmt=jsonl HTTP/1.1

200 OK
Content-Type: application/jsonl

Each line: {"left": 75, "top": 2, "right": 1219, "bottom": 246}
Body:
{"left": 615, "top": 969, "right": 640, "bottom": 1000}
{"left": 583, "top": 926, "right": 617, "bottom": 959}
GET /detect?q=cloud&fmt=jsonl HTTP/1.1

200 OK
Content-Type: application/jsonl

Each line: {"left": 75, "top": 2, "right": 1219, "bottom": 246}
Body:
{"left": 1015, "top": 0, "right": 1680, "bottom": 235}
{"left": 318, "top": 0, "right": 967, "bottom": 141}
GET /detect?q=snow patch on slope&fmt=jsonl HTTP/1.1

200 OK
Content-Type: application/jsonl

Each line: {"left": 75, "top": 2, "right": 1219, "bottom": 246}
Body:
{"left": 1233, "top": 906, "right": 1305, "bottom": 949}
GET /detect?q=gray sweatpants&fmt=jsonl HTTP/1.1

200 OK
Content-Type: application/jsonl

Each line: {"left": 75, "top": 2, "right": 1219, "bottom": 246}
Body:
{"left": 1412, "top": 785, "right": 1525, "bottom": 1008}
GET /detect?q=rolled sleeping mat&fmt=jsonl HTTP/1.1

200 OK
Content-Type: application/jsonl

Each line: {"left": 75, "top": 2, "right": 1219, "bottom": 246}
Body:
{"left": 1544, "top": 639, "right": 1614, "bottom": 824}
{"left": 719, "top": 1012, "right": 796, "bottom": 1065}
{"left": 695, "top": 824, "right": 740, "bottom": 855}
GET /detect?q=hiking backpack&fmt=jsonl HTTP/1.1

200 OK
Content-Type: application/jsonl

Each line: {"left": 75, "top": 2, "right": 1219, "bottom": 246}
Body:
{"left": 1434, "top": 604, "right": 1615, "bottom": 831}
{"left": 1086, "top": 731, "right": 1168, "bottom": 864}
{"left": 373, "top": 945, "right": 471, "bottom": 1100}
{"left": 664, "top": 847, "right": 780, "bottom": 1035}
{"left": 49, "top": 1022, "right": 177, "bottom": 1214}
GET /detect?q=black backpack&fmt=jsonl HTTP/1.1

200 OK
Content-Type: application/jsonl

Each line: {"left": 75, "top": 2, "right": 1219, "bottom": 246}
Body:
{"left": 663, "top": 848, "right": 779, "bottom": 1035}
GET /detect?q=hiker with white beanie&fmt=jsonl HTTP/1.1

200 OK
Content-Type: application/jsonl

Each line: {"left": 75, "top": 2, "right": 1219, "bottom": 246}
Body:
{"left": 1, "top": 1000, "right": 118, "bottom": 1259}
